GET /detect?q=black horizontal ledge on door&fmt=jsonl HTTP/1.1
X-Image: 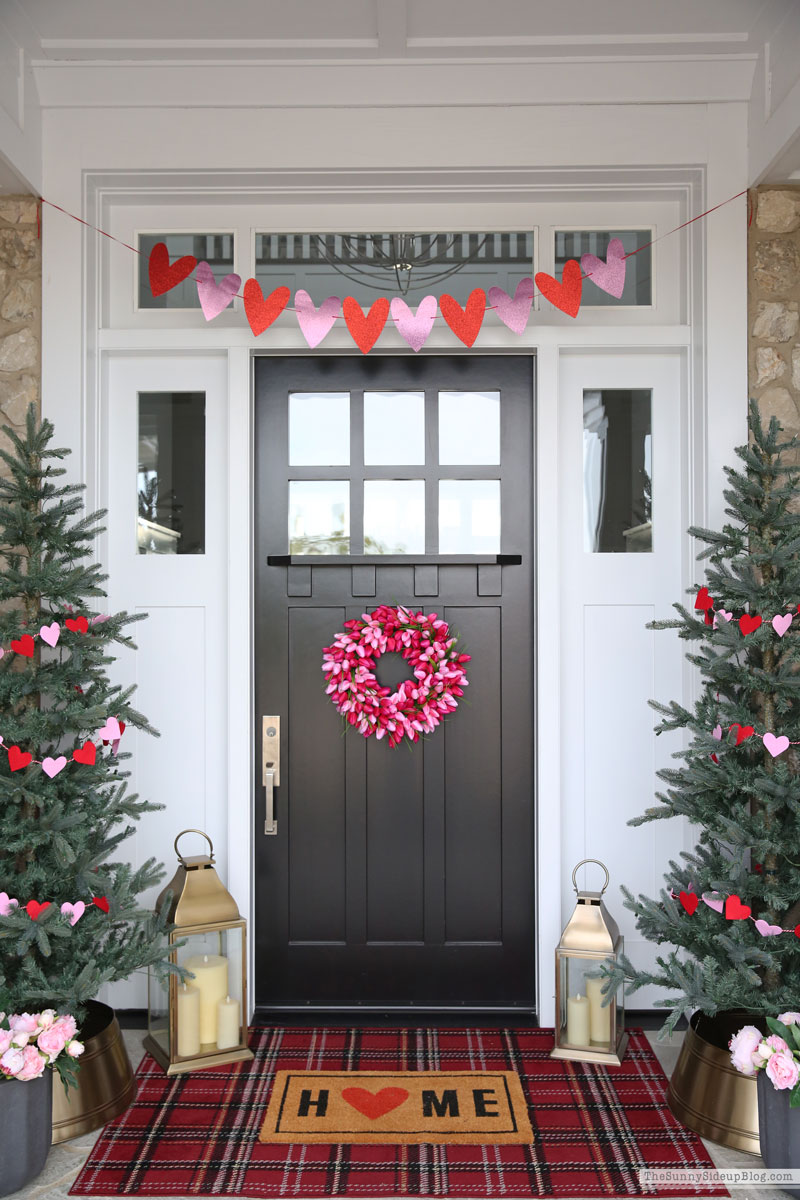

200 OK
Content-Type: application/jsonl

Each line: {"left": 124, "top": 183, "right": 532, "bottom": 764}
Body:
{"left": 267, "top": 553, "right": 522, "bottom": 567}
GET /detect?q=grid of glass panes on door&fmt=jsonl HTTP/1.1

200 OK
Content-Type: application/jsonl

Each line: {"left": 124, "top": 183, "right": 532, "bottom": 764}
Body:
{"left": 287, "top": 390, "right": 501, "bottom": 556}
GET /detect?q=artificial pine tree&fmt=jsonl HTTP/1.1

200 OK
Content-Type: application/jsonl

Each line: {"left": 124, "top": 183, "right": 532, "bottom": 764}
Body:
{"left": 0, "top": 407, "right": 174, "bottom": 1020}
{"left": 611, "top": 402, "right": 800, "bottom": 1034}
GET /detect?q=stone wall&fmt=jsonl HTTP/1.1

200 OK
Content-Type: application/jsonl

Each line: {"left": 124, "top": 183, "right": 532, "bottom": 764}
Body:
{"left": 0, "top": 195, "right": 41, "bottom": 452}
{"left": 748, "top": 186, "right": 800, "bottom": 450}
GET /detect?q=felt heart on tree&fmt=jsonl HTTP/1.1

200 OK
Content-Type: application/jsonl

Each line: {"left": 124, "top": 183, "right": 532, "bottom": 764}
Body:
{"left": 730, "top": 723, "right": 755, "bottom": 745}
{"left": 65, "top": 616, "right": 89, "bottom": 634}
{"left": 294, "top": 290, "right": 341, "bottom": 348}
{"left": 694, "top": 587, "right": 714, "bottom": 611}
{"left": 8, "top": 745, "right": 33, "bottom": 771}
{"left": 0, "top": 892, "right": 19, "bottom": 916}
{"left": 72, "top": 741, "right": 97, "bottom": 766}
{"left": 715, "top": 610, "right": 733, "bottom": 625}
{"left": 97, "top": 717, "right": 123, "bottom": 743}
{"left": 725, "top": 894, "right": 751, "bottom": 920}
{"left": 60, "top": 900, "right": 85, "bottom": 926}
{"left": 390, "top": 295, "right": 437, "bottom": 352}
{"left": 581, "top": 237, "right": 627, "bottom": 299}
{"left": 341, "top": 1086, "right": 409, "bottom": 1120}
{"left": 488, "top": 277, "right": 534, "bottom": 334}
{"left": 92, "top": 896, "right": 110, "bottom": 913}
{"left": 196, "top": 262, "right": 241, "bottom": 322}
{"left": 10, "top": 634, "right": 34, "bottom": 657}
{"left": 702, "top": 893, "right": 724, "bottom": 913}
{"left": 739, "top": 613, "right": 762, "bottom": 635}
{"left": 148, "top": 242, "right": 197, "bottom": 298}
{"left": 679, "top": 891, "right": 698, "bottom": 915}
{"left": 772, "top": 612, "right": 793, "bottom": 637}
{"left": 343, "top": 296, "right": 390, "bottom": 355}
{"left": 535, "top": 260, "right": 582, "bottom": 318}
{"left": 42, "top": 755, "right": 67, "bottom": 778}
{"left": 39, "top": 621, "right": 60, "bottom": 647}
{"left": 763, "top": 732, "right": 790, "bottom": 758}
{"left": 439, "top": 288, "right": 487, "bottom": 347}
{"left": 25, "top": 900, "right": 50, "bottom": 920}
{"left": 796, "top": 925, "right": 800, "bottom": 938}
{"left": 243, "top": 280, "right": 290, "bottom": 337}
{"left": 754, "top": 918, "right": 782, "bottom": 936}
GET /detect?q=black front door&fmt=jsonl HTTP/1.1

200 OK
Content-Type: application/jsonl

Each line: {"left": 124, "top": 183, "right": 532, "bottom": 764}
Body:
{"left": 254, "top": 354, "right": 535, "bottom": 1012}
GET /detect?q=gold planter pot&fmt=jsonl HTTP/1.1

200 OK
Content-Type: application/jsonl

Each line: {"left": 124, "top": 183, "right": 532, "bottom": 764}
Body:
{"left": 667, "top": 1010, "right": 762, "bottom": 1154}
{"left": 52, "top": 1000, "right": 135, "bottom": 1144}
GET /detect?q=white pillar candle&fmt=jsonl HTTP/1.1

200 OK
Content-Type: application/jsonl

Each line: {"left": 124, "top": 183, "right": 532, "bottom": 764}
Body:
{"left": 586, "top": 976, "right": 612, "bottom": 1044}
{"left": 566, "top": 993, "right": 591, "bottom": 1047}
{"left": 184, "top": 953, "right": 229, "bottom": 1044}
{"left": 176, "top": 983, "right": 200, "bottom": 1057}
{"left": 217, "top": 995, "right": 241, "bottom": 1050}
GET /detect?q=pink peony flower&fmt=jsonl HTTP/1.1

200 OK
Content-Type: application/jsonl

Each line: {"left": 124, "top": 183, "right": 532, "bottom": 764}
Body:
{"left": 10, "top": 1013, "right": 39, "bottom": 1036}
{"left": 0, "top": 1048, "right": 24, "bottom": 1077}
{"left": 730, "top": 1025, "right": 763, "bottom": 1075}
{"left": 15, "top": 1044, "right": 46, "bottom": 1081}
{"left": 765, "top": 1050, "right": 800, "bottom": 1091}
{"left": 65, "top": 1040, "right": 84, "bottom": 1058}
{"left": 765, "top": 1033, "right": 790, "bottom": 1054}
{"left": 52, "top": 1014, "right": 77, "bottom": 1041}
{"left": 37, "top": 1025, "right": 68, "bottom": 1059}
{"left": 0, "top": 1030, "right": 11, "bottom": 1054}
{"left": 36, "top": 1009, "right": 56, "bottom": 1030}
{"left": 778, "top": 1012, "right": 800, "bottom": 1026}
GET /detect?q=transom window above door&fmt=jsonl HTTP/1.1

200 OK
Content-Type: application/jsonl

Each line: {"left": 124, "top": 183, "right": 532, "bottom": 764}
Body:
{"left": 287, "top": 389, "right": 502, "bottom": 556}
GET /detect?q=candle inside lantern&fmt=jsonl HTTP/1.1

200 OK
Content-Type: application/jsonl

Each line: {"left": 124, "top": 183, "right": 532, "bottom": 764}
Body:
{"left": 566, "top": 993, "right": 590, "bottom": 1047}
{"left": 184, "top": 953, "right": 229, "bottom": 1044}
{"left": 176, "top": 983, "right": 200, "bottom": 1057}
{"left": 586, "top": 976, "right": 611, "bottom": 1043}
{"left": 217, "top": 995, "right": 241, "bottom": 1050}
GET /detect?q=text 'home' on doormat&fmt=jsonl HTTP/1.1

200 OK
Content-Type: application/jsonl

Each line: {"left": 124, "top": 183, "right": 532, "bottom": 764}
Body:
{"left": 259, "top": 1069, "right": 534, "bottom": 1144}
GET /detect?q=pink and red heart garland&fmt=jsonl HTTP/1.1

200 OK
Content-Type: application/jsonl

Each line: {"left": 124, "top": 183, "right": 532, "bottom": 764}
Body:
{"left": 0, "top": 893, "right": 109, "bottom": 924}
{"left": 671, "top": 885, "right": 800, "bottom": 937}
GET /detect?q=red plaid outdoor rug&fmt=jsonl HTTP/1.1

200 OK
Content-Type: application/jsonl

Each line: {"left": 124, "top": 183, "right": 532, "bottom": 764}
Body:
{"left": 70, "top": 1026, "right": 727, "bottom": 1197}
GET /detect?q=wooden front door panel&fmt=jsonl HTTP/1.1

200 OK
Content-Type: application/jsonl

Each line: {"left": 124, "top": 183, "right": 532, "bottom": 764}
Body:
{"left": 254, "top": 354, "right": 535, "bottom": 1012}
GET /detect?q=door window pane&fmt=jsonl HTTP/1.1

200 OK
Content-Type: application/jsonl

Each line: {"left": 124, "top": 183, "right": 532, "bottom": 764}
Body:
{"left": 439, "top": 480, "right": 500, "bottom": 553}
{"left": 289, "top": 481, "right": 349, "bottom": 554}
{"left": 439, "top": 391, "right": 500, "bottom": 464}
{"left": 289, "top": 392, "right": 350, "bottom": 465}
{"left": 363, "top": 481, "right": 425, "bottom": 554}
{"left": 555, "top": 230, "right": 652, "bottom": 306}
{"left": 137, "top": 233, "right": 234, "bottom": 310}
{"left": 364, "top": 392, "right": 425, "bottom": 465}
{"left": 138, "top": 393, "right": 205, "bottom": 555}
{"left": 583, "top": 389, "right": 652, "bottom": 553}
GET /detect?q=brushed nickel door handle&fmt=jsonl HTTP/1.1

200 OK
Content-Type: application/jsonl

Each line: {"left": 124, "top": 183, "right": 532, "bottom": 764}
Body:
{"left": 262, "top": 716, "right": 280, "bottom": 836}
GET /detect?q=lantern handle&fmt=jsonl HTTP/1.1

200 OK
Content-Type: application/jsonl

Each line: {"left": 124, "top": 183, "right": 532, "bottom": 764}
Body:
{"left": 174, "top": 828, "right": 214, "bottom": 865}
{"left": 571, "top": 858, "right": 609, "bottom": 895}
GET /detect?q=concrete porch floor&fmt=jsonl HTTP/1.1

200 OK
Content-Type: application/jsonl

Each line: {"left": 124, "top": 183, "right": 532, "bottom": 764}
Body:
{"left": 5, "top": 1027, "right": 786, "bottom": 1200}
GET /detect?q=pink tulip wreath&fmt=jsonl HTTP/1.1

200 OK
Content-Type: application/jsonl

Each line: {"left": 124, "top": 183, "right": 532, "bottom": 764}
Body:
{"left": 322, "top": 604, "right": 470, "bottom": 747}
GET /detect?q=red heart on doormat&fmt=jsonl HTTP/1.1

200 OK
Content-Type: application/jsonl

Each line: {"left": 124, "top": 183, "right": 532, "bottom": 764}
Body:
{"left": 725, "top": 894, "right": 751, "bottom": 920}
{"left": 8, "top": 745, "right": 33, "bottom": 771}
{"left": 343, "top": 297, "right": 390, "bottom": 354}
{"left": 65, "top": 616, "right": 89, "bottom": 634}
{"left": 148, "top": 242, "right": 198, "bottom": 298}
{"left": 72, "top": 740, "right": 97, "bottom": 766}
{"left": 341, "top": 1086, "right": 409, "bottom": 1120}
{"left": 243, "top": 280, "right": 290, "bottom": 337}
{"left": 535, "top": 260, "right": 583, "bottom": 318}
{"left": 439, "top": 288, "right": 486, "bottom": 347}
{"left": 10, "top": 635, "right": 35, "bottom": 657}
{"left": 679, "top": 891, "right": 698, "bottom": 915}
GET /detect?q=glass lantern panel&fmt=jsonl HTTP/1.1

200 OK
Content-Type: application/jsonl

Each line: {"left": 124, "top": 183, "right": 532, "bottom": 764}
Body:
{"left": 175, "top": 926, "right": 245, "bottom": 1055}
{"left": 147, "top": 958, "right": 171, "bottom": 1061}
{"left": 558, "top": 953, "right": 617, "bottom": 1051}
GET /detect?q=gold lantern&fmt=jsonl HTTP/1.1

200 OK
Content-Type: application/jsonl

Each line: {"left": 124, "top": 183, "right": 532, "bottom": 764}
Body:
{"left": 551, "top": 858, "right": 629, "bottom": 1066}
{"left": 144, "top": 829, "right": 254, "bottom": 1075}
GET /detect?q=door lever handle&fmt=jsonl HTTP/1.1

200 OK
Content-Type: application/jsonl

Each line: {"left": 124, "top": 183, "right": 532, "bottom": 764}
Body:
{"left": 262, "top": 716, "right": 280, "bottom": 836}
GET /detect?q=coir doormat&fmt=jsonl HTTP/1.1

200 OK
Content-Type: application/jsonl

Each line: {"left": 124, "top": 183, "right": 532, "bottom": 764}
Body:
{"left": 260, "top": 1068, "right": 533, "bottom": 1143}
{"left": 70, "top": 1026, "right": 728, "bottom": 1197}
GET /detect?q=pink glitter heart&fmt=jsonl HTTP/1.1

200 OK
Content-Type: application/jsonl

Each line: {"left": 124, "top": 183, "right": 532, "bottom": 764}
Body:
{"left": 40, "top": 621, "right": 60, "bottom": 648}
{"left": 195, "top": 261, "right": 241, "bottom": 321}
{"left": 754, "top": 918, "right": 782, "bottom": 936}
{"left": 390, "top": 296, "right": 437, "bottom": 352}
{"left": 295, "top": 290, "right": 341, "bottom": 348}
{"left": 42, "top": 755, "right": 67, "bottom": 778}
{"left": 60, "top": 900, "right": 86, "bottom": 926}
{"left": 702, "top": 892, "right": 724, "bottom": 913}
{"left": 763, "top": 731, "right": 790, "bottom": 758}
{"left": 487, "top": 278, "right": 534, "bottom": 335}
{"left": 581, "top": 238, "right": 626, "bottom": 299}
{"left": 772, "top": 612, "right": 793, "bottom": 637}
